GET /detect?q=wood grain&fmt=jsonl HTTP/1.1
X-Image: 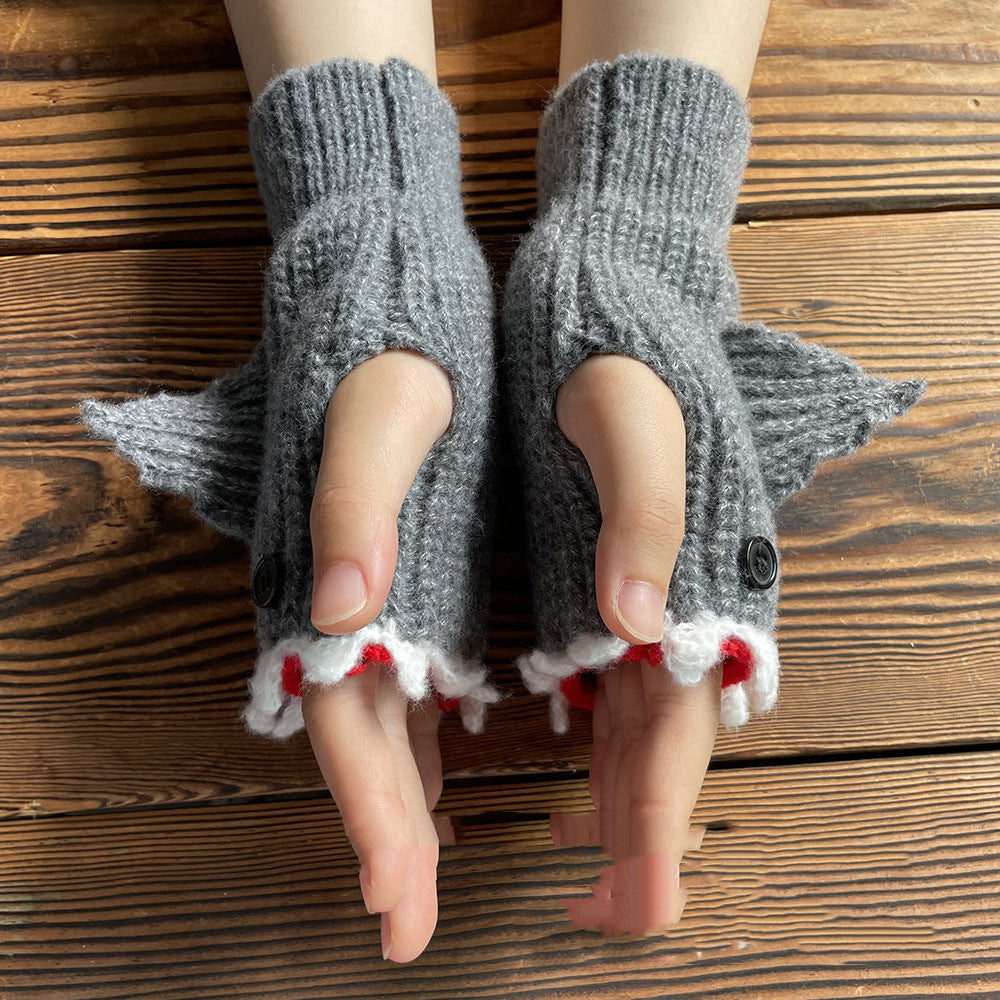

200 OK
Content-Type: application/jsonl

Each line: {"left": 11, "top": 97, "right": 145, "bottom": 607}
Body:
{"left": 1, "top": 209, "right": 996, "bottom": 816}
{"left": 2, "top": 2, "right": 997, "bottom": 993}
{"left": 2, "top": 1, "right": 1000, "bottom": 248}
{"left": 2, "top": 750, "right": 998, "bottom": 999}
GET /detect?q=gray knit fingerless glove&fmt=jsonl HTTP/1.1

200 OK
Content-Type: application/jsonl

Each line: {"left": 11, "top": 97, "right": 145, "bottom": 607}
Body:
{"left": 502, "top": 55, "right": 925, "bottom": 732}
{"left": 81, "top": 58, "right": 500, "bottom": 739}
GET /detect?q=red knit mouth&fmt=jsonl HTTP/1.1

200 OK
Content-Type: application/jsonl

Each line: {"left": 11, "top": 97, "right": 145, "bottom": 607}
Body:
{"left": 718, "top": 636, "right": 754, "bottom": 688}
{"left": 557, "top": 635, "right": 757, "bottom": 713}
{"left": 280, "top": 644, "right": 460, "bottom": 712}
{"left": 559, "top": 668, "right": 598, "bottom": 711}
{"left": 558, "top": 643, "right": 663, "bottom": 712}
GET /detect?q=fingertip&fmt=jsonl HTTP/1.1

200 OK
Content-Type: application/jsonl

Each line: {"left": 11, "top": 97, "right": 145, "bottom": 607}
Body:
{"left": 380, "top": 845, "right": 439, "bottom": 962}
{"left": 432, "top": 813, "right": 456, "bottom": 846}
{"left": 381, "top": 912, "right": 394, "bottom": 960}
{"left": 359, "top": 861, "right": 375, "bottom": 914}
{"left": 358, "top": 844, "right": 409, "bottom": 915}
{"left": 686, "top": 824, "right": 707, "bottom": 852}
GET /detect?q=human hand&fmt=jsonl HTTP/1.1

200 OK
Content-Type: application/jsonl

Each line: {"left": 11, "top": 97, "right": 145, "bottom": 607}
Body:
{"left": 303, "top": 348, "right": 457, "bottom": 963}
{"left": 549, "top": 354, "right": 719, "bottom": 935}
{"left": 502, "top": 54, "right": 923, "bottom": 937}
{"left": 78, "top": 59, "right": 502, "bottom": 963}
{"left": 551, "top": 660, "right": 717, "bottom": 935}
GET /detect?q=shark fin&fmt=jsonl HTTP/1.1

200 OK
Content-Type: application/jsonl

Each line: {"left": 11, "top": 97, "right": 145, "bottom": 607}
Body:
{"left": 79, "top": 347, "right": 267, "bottom": 542}
{"left": 720, "top": 321, "right": 925, "bottom": 507}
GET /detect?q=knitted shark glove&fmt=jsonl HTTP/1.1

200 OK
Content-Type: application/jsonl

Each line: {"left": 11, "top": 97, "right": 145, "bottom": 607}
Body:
{"left": 80, "top": 57, "right": 500, "bottom": 739}
{"left": 502, "top": 54, "right": 925, "bottom": 733}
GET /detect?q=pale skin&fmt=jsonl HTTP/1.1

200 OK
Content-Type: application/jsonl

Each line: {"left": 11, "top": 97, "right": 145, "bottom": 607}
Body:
{"left": 225, "top": 0, "right": 770, "bottom": 962}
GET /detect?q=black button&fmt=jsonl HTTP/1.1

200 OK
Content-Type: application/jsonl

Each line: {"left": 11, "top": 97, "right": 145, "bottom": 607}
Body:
{"left": 251, "top": 555, "right": 281, "bottom": 608}
{"left": 742, "top": 536, "right": 777, "bottom": 590}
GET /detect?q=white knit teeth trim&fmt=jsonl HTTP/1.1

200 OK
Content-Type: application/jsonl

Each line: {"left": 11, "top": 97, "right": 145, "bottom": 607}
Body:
{"left": 242, "top": 619, "right": 501, "bottom": 741}
{"left": 517, "top": 612, "right": 779, "bottom": 734}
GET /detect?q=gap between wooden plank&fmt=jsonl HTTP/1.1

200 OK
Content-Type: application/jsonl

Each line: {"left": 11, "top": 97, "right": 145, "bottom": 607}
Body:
{"left": 5, "top": 738, "right": 1000, "bottom": 825}
{"left": 2, "top": 749, "right": 998, "bottom": 999}
{"left": 2, "top": 1, "right": 1000, "bottom": 249}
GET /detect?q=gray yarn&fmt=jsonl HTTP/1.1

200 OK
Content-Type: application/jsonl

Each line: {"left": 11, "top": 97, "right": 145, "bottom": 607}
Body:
{"left": 502, "top": 55, "right": 925, "bottom": 701}
{"left": 81, "top": 58, "right": 496, "bottom": 700}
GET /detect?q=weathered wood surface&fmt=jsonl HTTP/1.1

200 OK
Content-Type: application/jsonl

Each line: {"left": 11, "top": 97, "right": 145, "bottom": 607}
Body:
{"left": 3, "top": 751, "right": 998, "bottom": 999}
{"left": 2, "top": 1, "right": 998, "bottom": 993}
{"left": 2, "top": 209, "right": 996, "bottom": 816}
{"left": 2, "top": 0, "right": 1000, "bottom": 248}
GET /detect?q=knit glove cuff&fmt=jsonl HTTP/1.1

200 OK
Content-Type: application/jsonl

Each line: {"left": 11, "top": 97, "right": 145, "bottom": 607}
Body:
{"left": 503, "top": 55, "right": 924, "bottom": 732}
{"left": 250, "top": 56, "right": 463, "bottom": 237}
{"left": 537, "top": 56, "right": 749, "bottom": 266}
{"left": 81, "top": 58, "right": 500, "bottom": 740}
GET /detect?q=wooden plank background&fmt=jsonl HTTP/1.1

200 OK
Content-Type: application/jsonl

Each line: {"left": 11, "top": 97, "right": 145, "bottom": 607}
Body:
{"left": 5, "top": 753, "right": 1000, "bottom": 998}
{"left": 1, "top": 0, "right": 998, "bottom": 996}
{"left": 2, "top": 0, "right": 1000, "bottom": 247}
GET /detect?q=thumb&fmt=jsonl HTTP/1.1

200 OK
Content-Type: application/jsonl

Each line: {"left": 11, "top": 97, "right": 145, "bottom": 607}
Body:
{"left": 309, "top": 350, "right": 453, "bottom": 635}
{"left": 556, "top": 355, "right": 686, "bottom": 645}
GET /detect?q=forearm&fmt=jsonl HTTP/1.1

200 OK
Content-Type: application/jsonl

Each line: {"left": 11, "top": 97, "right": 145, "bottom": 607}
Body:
{"left": 559, "top": 0, "right": 770, "bottom": 96}
{"left": 224, "top": 0, "right": 437, "bottom": 97}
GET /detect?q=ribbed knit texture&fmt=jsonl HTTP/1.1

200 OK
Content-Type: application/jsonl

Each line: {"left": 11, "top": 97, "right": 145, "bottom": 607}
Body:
{"left": 80, "top": 57, "right": 499, "bottom": 735}
{"left": 502, "top": 54, "right": 925, "bottom": 729}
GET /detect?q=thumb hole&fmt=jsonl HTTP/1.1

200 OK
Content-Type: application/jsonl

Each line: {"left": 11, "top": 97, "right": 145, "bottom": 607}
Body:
{"left": 556, "top": 354, "right": 686, "bottom": 645}
{"left": 310, "top": 350, "right": 454, "bottom": 634}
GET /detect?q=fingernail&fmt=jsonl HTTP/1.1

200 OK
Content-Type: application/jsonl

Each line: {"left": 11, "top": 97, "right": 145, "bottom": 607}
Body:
{"left": 313, "top": 561, "right": 367, "bottom": 626}
{"left": 614, "top": 579, "right": 666, "bottom": 642}
{"left": 381, "top": 913, "right": 393, "bottom": 961}
{"left": 359, "top": 862, "right": 374, "bottom": 914}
